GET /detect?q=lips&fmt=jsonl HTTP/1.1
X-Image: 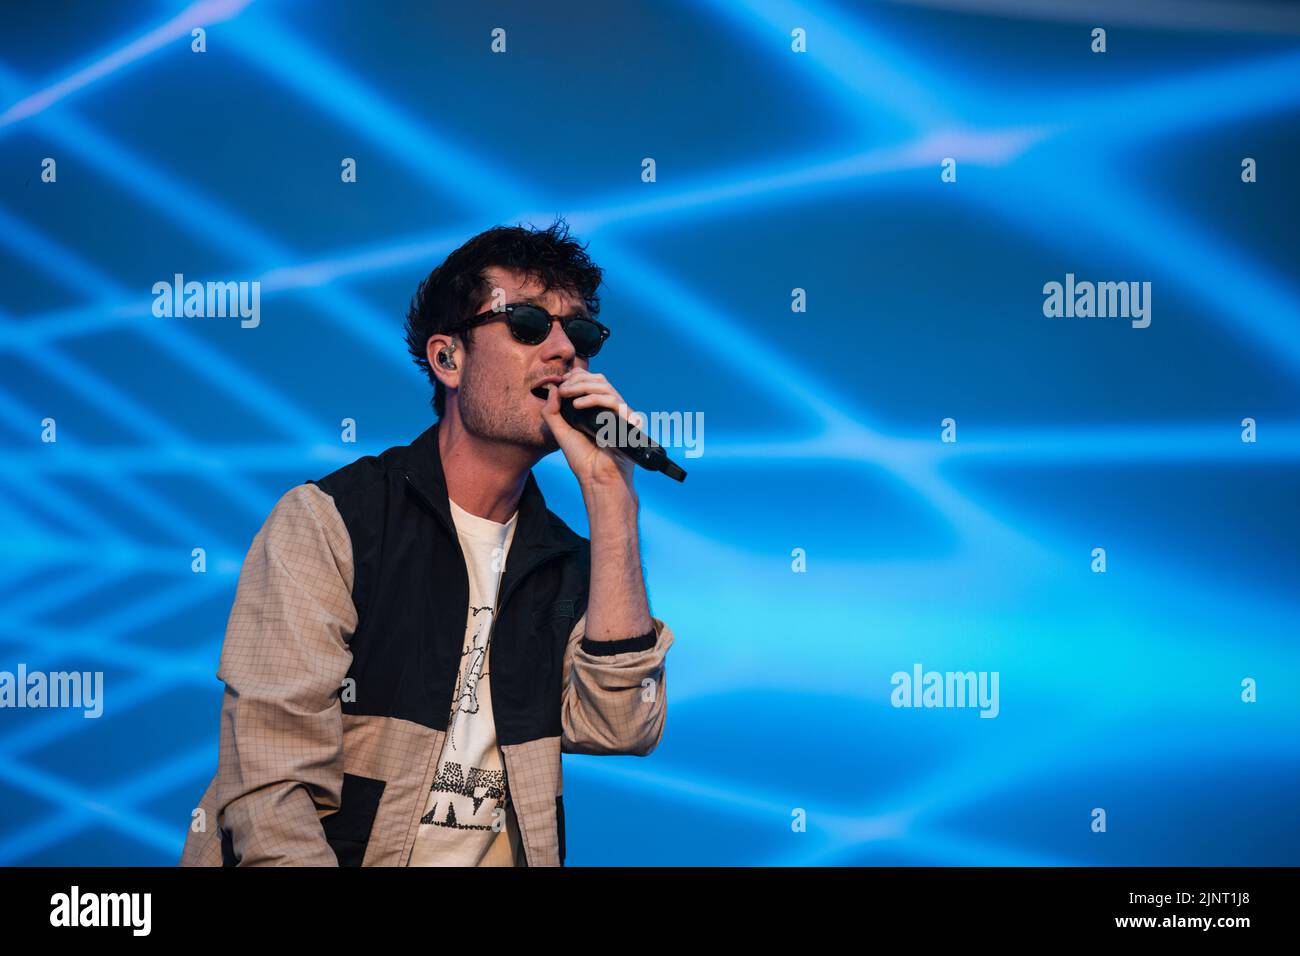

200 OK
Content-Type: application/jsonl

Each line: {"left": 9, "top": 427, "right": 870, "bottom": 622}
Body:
{"left": 530, "top": 377, "right": 563, "bottom": 401}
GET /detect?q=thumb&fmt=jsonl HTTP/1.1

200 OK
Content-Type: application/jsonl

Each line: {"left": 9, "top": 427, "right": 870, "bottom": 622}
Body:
{"left": 540, "top": 384, "right": 567, "bottom": 431}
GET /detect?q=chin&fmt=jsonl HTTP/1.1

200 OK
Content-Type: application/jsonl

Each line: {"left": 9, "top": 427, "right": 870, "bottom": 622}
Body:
{"left": 496, "top": 418, "right": 555, "bottom": 454}
{"left": 535, "top": 424, "right": 561, "bottom": 453}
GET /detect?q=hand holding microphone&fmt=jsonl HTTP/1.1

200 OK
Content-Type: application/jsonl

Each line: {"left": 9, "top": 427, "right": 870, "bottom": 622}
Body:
{"left": 537, "top": 370, "right": 687, "bottom": 486}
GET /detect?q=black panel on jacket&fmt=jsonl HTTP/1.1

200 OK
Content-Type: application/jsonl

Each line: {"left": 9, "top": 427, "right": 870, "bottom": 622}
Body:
{"left": 320, "top": 772, "right": 387, "bottom": 866}
{"left": 305, "top": 422, "right": 591, "bottom": 747}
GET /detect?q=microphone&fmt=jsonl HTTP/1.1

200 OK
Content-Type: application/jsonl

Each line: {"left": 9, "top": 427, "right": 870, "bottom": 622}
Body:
{"left": 534, "top": 387, "right": 687, "bottom": 482}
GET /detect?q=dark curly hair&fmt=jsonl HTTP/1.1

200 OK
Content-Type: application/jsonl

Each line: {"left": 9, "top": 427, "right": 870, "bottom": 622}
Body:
{"left": 404, "top": 218, "right": 605, "bottom": 418}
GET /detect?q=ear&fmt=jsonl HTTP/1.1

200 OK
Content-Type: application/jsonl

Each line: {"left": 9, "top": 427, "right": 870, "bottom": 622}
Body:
{"left": 426, "top": 333, "right": 461, "bottom": 390}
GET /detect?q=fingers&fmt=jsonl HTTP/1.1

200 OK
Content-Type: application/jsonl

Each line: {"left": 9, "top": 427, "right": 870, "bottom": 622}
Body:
{"left": 556, "top": 370, "right": 612, "bottom": 401}
{"left": 557, "top": 370, "right": 641, "bottom": 425}
{"left": 571, "top": 392, "right": 642, "bottom": 430}
{"left": 551, "top": 369, "right": 647, "bottom": 452}
{"left": 540, "top": 382, "right": 566, "bottom": 425}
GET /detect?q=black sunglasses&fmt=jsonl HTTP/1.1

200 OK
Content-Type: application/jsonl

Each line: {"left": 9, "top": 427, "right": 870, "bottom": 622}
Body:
{"left": 449, "top": 302, "right": 610, "bottom": 358}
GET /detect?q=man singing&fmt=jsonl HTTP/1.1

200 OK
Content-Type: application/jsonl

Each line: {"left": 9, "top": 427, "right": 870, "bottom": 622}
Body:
{"left": 180, "top": 219, "right": 674, "bottom": 867}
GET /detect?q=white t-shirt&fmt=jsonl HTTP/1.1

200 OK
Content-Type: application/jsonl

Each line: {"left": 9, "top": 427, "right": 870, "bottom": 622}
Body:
{"left": 408, "top": 498, "right": 524, "bottom": 866}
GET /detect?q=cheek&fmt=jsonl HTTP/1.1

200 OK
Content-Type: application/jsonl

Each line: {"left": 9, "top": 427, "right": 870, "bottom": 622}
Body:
{"left": 470, "top": 343, "right": 514, "bottom": 388}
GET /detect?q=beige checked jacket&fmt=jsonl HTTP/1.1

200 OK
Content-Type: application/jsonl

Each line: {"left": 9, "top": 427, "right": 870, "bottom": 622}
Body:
{"left": 179, "top": 423, "right": 673, "bottom": 867}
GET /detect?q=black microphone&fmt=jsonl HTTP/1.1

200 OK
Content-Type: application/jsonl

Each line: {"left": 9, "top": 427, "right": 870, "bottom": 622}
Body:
{"left": 534, "top": 387, "right": 687, "bottom": 482}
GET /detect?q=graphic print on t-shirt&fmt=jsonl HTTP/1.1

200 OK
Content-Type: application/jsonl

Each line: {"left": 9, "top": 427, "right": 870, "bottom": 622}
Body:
{"left": 419, "top": 762, "right": 506, "bottom": 828}
{"left": 445, "top": 605, "right": 493, "bottom": 752}
{"left": 422, "top": 604, "right": 501, "bottom": 826}
{"left": 408, "top": 499, "right": 522, "bottom": 866}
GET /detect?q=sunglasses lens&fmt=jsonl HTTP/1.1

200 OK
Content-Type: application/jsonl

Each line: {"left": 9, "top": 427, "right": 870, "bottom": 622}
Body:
{"left": 508, "top": 305, "right": 551, "bottom": 344}
{"left": 505, "top": 305, "right": 605, "bottom": 356}
{"left": 564, "top": 318, "right": 604, "bottom": 357}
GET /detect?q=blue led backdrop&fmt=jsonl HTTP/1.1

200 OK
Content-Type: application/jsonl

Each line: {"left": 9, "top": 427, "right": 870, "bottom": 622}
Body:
{"left": 0, "top": 0, "right": 1297, "bottom": 865}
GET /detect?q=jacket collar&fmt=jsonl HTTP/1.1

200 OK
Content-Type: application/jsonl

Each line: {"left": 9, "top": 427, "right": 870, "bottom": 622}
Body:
{"left": 399, "top": 420, "right": 582, "bottom": 558}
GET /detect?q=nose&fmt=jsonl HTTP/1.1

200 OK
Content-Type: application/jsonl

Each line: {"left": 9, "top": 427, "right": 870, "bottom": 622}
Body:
{"left": 538, "top": 317, "right": 577, "bottom": 365}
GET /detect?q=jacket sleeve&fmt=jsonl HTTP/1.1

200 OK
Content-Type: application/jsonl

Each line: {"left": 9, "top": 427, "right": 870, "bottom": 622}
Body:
{"left": 212, "top": 482, "right": 358, "bottom": 866}
{"left": 560, "top": 613, "right": 673, "bottom": 756}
